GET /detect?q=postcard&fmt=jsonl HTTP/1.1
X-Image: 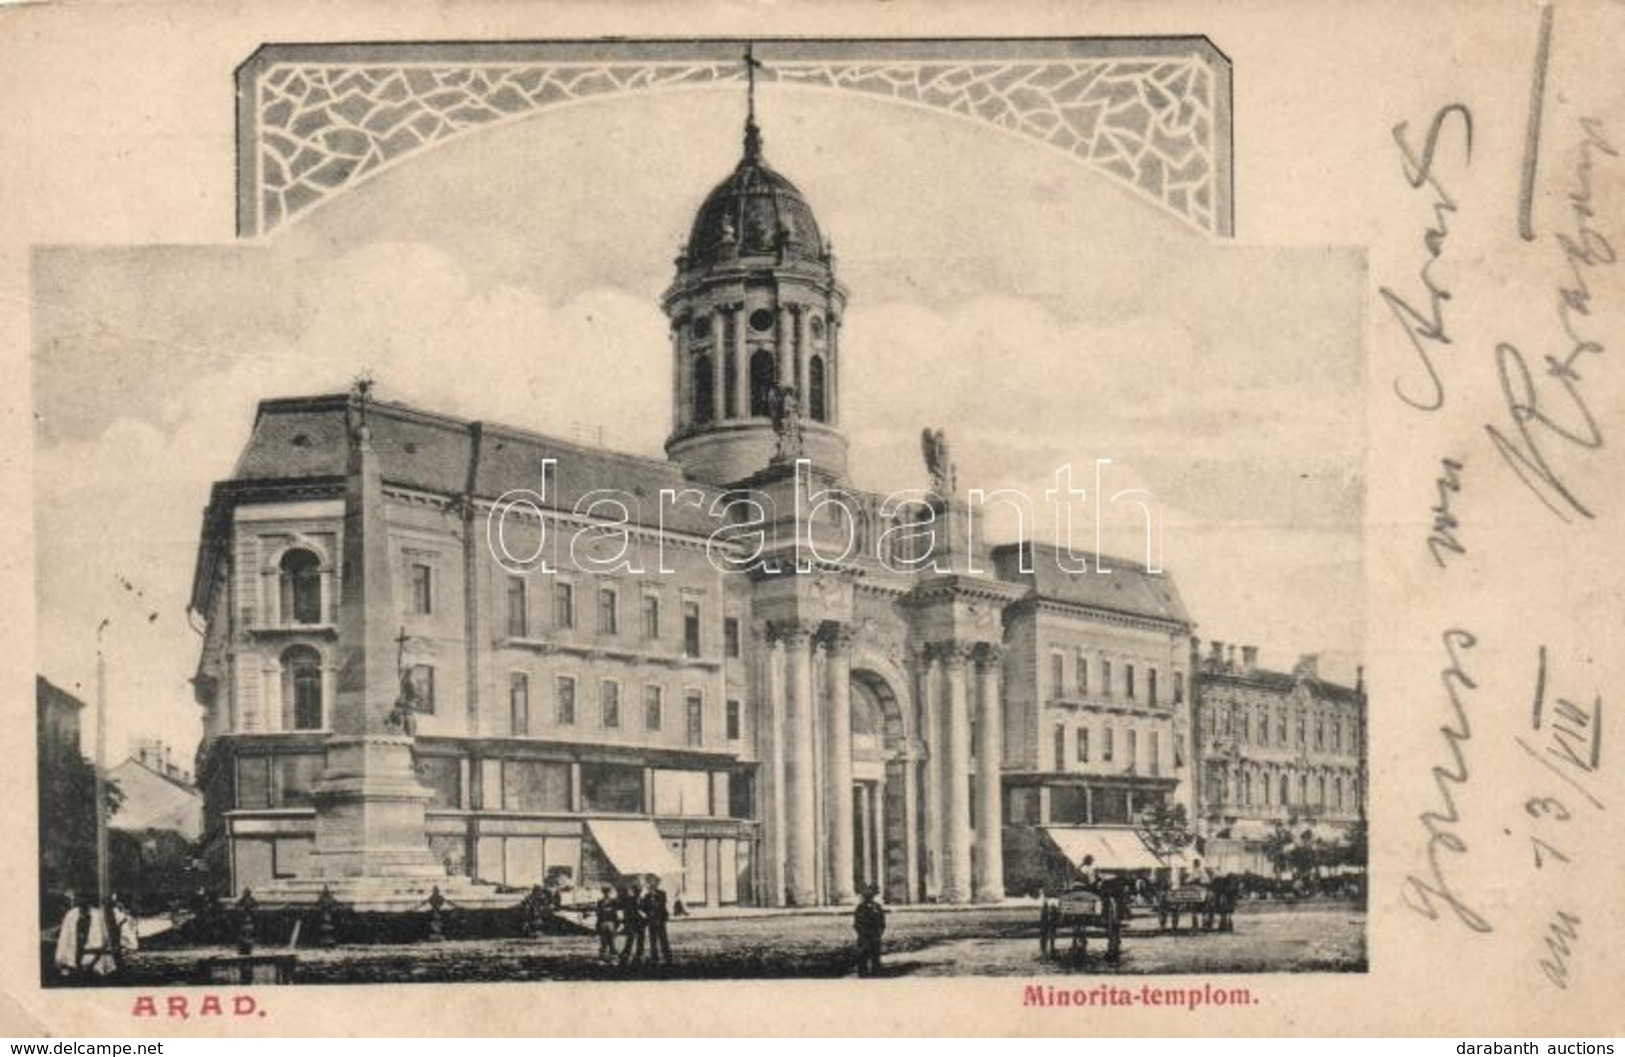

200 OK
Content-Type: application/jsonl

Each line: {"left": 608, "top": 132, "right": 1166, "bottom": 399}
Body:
{"left": 1, "top": 0, "right": 1620, "bottom": 1037}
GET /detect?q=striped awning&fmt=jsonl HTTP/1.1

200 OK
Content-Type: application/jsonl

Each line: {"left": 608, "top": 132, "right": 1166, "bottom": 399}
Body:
{"left": 1041, "top": 826, "right": 1164, "bottom": 871}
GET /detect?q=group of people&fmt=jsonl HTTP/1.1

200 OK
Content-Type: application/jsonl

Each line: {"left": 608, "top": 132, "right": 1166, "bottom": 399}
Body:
{"left": 591, "top": 875, "right": 675, "bottom": 969}
{"left": 52, "top": 890, "right": 139, "bottom": 982}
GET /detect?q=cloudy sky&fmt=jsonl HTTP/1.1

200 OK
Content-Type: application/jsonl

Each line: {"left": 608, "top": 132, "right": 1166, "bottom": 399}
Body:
{"left": 34, "top": 84, "right": 1364, "bottom": 757}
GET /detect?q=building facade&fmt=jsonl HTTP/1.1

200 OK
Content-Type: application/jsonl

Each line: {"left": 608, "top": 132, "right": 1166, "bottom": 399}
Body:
{"left": 1192, "top": 643, "right": 1366, "bottom": 872}
{"left": 186, "top": 103, "right": 1338, "bottom": 909}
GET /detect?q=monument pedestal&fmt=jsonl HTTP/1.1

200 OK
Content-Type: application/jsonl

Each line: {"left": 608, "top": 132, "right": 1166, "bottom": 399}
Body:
{"left": 254, "top": 735, "right": 520, "bottom": 911}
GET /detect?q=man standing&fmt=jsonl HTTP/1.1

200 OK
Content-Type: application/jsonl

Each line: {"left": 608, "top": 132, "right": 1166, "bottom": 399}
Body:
{"left": 593, "top": 885, "right": 619, "bottom": 963}
{"left": 617, "top": 882, "right": 645, "bottom": 969}
{"left": 852, "top": 883, "right": 887, "bottom": 977}
{"left": 642, "top": 875, "right": 673, "bottom": 968}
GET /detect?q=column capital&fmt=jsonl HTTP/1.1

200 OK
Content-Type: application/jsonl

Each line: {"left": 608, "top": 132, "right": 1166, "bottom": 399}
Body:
{"left": 769, "top": 618, "right": 821, "bottom": 648}
{"left": 975, "top": 641, "right": 1005, "bottom": 667}
{"left": 932, "top": 640, "right": 978, "bottom": 668}
{"left": 821, "top": 623, "right": 859, "bottom": 654}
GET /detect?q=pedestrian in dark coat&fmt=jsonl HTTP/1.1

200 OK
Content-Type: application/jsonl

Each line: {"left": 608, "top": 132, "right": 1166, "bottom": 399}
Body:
{"left": 617, "top": 882, "right": 646, "bottom": 968}
{"left": 641, "top": 875, "right": 673, "bottom": 967}
{"left": 852, "top": 883, "right": 887, "bottom": 977}
{"left": 593, "top": 885, "right": 619, "bottom": 962}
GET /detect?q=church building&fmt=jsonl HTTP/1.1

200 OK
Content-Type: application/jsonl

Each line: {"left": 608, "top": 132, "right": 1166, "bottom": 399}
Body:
{"left": 188, "top": 94, "right": 1202, "bottom": 909}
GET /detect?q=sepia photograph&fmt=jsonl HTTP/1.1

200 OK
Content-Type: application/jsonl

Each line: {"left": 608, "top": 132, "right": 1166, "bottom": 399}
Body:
{"left": 31, "top": 36, "right": 1370, "bottom": 989}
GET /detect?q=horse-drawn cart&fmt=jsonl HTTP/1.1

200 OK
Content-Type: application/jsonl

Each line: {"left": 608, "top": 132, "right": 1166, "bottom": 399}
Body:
{"left": 1157, "top": 878, "right": 1236, "bottom": 934}
{"left": 1040, "top": 883, "right": 1124, "bottom": 966}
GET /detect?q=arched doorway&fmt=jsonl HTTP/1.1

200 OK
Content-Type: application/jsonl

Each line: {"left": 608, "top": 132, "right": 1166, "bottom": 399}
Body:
{"left": 850, "top": 668, "right": 907, "bottom": 902}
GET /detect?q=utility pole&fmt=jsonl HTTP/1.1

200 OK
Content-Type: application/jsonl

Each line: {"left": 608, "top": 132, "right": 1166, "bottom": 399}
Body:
{"left": 95, "top": 618, "right": 111, "bottom": 918}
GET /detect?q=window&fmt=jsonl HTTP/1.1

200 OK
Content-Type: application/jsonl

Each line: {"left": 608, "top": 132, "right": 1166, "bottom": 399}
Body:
{"left": 506, "top": 576, "right": 528, "bottom": 638}
{"left": 1258, "top": 708, "right": 1268, "bottom": 746}
{"left": 1318, "top": 774, "right": 1327, "bottom": 805}
{"left": 1050, "top": 652, "right": 1065, "bottom": 699}
{"left": 1297, "top": 714, "right": 1306, "bottom": 748}
{"left": 683, "top": 601, "right": 702, "bottom": 656}
{"left": 1127, "top": 728, "right": 1138, "bottom": 771}
{"left": 1126, "top": 664, "right": 1136, "bottom": 701}
{"left": 1277, "top": 710, "right": 1287, "bottom": 744}
{"left": 1052, "top": 726, "right": 1066, "bottom": 770}
{"left": 407, "top": 664, "right": 436, "bottom": 715}
{"left": 1076, "top": 727, "right": 1089, "bottom": 763}
{"left": 509, "top": 672, "right": 530, "bottom": 735}
{"left": 642, "top": 595, "right": 661, "bottom": 640}
{"left": 281, "top": 646, "right": 323, "bottom": 730}
{"left": 644, "top": 685, "right": 663, "bottom": 731}
{"left": 685, "top": 691, "right": 704, "bottom": 747}
{"left": 1174, "top": 672, "right": 1185, "bottom": 704}
{"left": 580, "top": 763, "right": 643, "bottom": 814}
{"left": 555, "top": 675, "right": 576, "bottom": 725}
{"left": 1315, "top": 718, "right": 1325, "bottom": 751}
{"left": 1103, "top": 725, "right": 1115, "bottom": 762}
{"left": 1335, "top": 776, "right": 1344, "bottom": 810}
{"left": 1150, "top": 730, "right": 1161, "bottom": 776}
{"left": 1148, "top": 668, "right": 1158, "bottom": 706}
{"left": 693, "top": 354, "right": 715, "bottom": 424}
{"left": 1102, "top": 660, "right": 1113, "bottom": 697}
{"left": 1281, "top": 775, "right": 1291, "bottom": 804}
{"left": 726, "top": 699, "right": 741, "bottom": 741}
{"left": 601, "top": 680, "right": 620, "bottom": 729}
{"left": 1333, "top": 720, "right": 1343, "bottom": 753}
{"left": 749, "top": 349, "right": 777, "bottom": 417}
{"left": 1075, "top": 650, "right": 1088, "bottom": 695}
{"left": 553, "top": 582, "right": 575, "bottom": 629}
{"left": 598, "top": 586, "right": 618, "bottom": 636}
{"left": 409, "top": 562, "right": 434, "bottom": 615}
{"left": 1242, "top": 772, "right": 1252, "bottom": 806}
{"left": 724, "top": 617, "right": 741, "bottom": 658}
{"left": 279, "top": 549, "right": 322, "bottom": 625}
{"left": 808, "top": 355, "right": 826, "bottom": 421}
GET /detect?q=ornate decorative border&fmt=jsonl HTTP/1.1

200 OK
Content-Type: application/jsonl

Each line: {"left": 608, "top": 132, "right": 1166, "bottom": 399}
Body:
{"left": 236, "top": 38, "right": 1232, "bottom": 238}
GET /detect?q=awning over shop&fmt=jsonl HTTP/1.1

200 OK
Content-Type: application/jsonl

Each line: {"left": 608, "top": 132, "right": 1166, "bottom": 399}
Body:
{"left": 586, "top": 819, "right": 684, "bottom": 879}
{"left": 1041, "top": 827, "right": 1164, "bottom": 871}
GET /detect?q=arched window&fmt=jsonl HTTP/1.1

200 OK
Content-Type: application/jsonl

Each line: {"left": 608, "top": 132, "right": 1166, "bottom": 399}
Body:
{"left": 281, "top": 646, "right": 323, "bottom": 730}
{"left": 692, "top": 354, "right": 715, "bottom": 425}
{"left": 808, "top": 355, "right": 827, "bottom": 421}
{"left": 1281, "top": 774, "right": 1291, "bottom": 805}
{"left": 723, "top": 348, "right": 739, "bottom": 418}
{"left": 279, "top": 548, "right": 322, "bottom": 625}
{"left": 748, "top": 349, "right": 776, "bottom": 417}
{"left": 1241, "top": 771, "right": 1252, "bottom": 806}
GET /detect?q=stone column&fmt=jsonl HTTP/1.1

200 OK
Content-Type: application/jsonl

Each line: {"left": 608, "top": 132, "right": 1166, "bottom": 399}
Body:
{"left": 796, "top": 306, "right": 812, "bottom": 413}
{"left": 731, "top": 305, "right": 748, "bottom": 419}
{"left": 939, "top": 642, "right": 974, "bottom": 904}
{"left": 761, "top": 627, "right": 788, "bottom": 906}
{"left": 917, "top": 646, "right": 943, "bottom": 899}
{"left": 824, "top": 626, "right": 856, "bottom": 903}
{"left": 973, "top": 644, "right": 1005, "bottom": 902}
{"left": 671, "top": 326, "right": 684, "bottom": 430}
{"left": 778, "top": 305, "right": 796, "bottom": 394}
{"left": 710, "top": 306, "right": 726, "bottom": 422}
{"left": 781, "top": 621, "right": 819, "bottom": 906}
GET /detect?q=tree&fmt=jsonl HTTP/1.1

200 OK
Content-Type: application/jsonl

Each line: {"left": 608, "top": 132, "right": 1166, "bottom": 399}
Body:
{"left": 1137, "top": 799, "right": 1194, "bottom": 862}
{"left": 37, "top": 737, "right": 123, "bottom": 921}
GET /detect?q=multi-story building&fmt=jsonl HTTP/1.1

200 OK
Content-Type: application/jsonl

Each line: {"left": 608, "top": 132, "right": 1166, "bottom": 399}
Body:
{"left": 187, "top": 98, "right": 1222, "bottom": 910}
{"left": 1193, "top": 642, "right": 1366, "bottom": 872}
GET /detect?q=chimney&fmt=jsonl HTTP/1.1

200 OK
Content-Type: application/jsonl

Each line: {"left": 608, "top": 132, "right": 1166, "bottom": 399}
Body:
{"left": 1242, "top": 645, "right": 1259, "bottom": 672}
{"left": 1294, "top": 653, "right": 1320, "bottom": 679}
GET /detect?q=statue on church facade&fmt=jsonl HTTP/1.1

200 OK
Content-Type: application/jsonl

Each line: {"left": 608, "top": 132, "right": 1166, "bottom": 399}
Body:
{"left": 920, "top": 427, "right": 956, "bottom": 497}
{"left": 769, "top": 384, "right": 804, "bottom": 463}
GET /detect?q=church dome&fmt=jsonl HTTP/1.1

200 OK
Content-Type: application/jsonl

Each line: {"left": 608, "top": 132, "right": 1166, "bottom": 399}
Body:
{"left": 685, "top": 123, "right": 826, "bottom": 271}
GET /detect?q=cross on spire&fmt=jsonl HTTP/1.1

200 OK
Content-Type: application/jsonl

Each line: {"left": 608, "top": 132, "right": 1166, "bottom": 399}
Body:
{"left": 742, "top": 43, "right": 764, "bottom": 161}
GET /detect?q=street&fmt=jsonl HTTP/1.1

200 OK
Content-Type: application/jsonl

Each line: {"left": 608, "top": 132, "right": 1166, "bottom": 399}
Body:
{"left": 111, "top": 902, "right": 1365, "bottom": 985}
